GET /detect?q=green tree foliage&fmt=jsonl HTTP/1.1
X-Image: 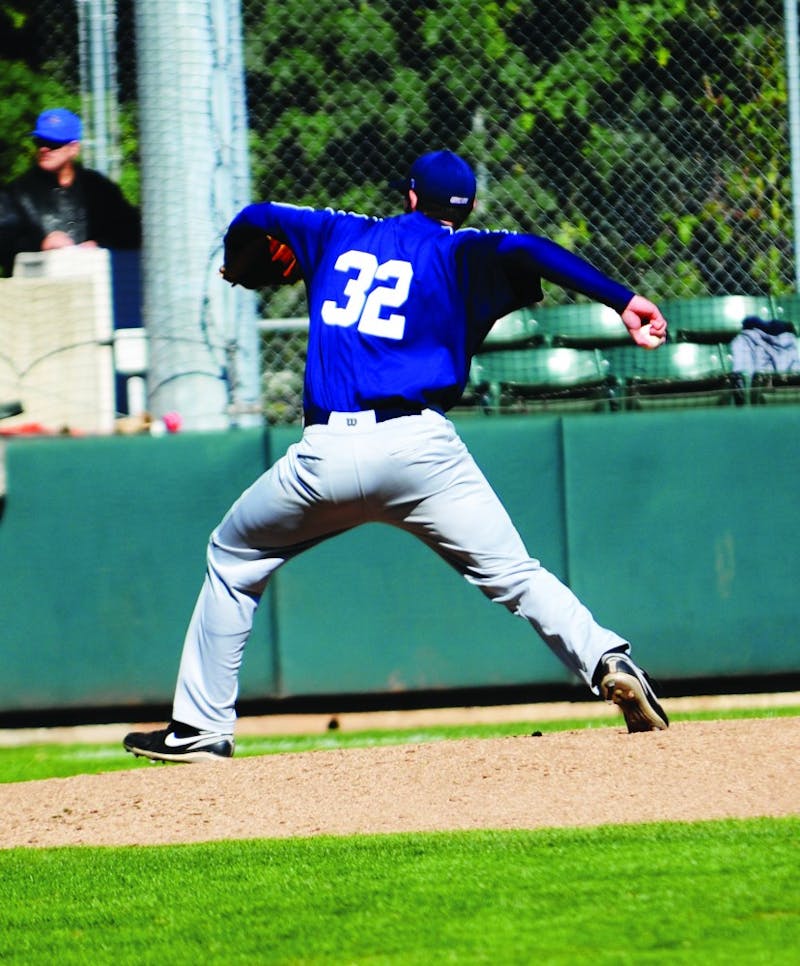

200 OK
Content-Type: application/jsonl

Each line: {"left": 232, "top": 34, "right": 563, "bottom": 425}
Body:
{"left": 2, "top": 0, "right": 793, "bottom": 303}
{"left": 0, "top": 3, "right": 77, "bottom": 179}
{"left": 245, "top": 0, "right": 793, "bottom": 304}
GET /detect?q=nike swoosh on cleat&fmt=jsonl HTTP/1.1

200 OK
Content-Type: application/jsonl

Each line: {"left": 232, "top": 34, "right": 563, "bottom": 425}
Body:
{"left": 163, "top": 731, "right": 225, "bottom": 748}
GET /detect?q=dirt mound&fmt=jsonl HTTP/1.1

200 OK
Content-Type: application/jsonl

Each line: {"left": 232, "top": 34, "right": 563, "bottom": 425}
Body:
{"left": 1, "top": 717, "right": 797, "bottom": 848}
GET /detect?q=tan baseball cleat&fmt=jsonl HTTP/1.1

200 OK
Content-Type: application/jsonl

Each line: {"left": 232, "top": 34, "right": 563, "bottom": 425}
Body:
{"left": 597, "top": 652, "right": 670, "bottom": 732}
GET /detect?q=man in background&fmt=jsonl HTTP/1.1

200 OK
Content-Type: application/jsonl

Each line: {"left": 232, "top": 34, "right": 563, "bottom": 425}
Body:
{"left": 0, "top": 107, "right": 141, "bottom": 275}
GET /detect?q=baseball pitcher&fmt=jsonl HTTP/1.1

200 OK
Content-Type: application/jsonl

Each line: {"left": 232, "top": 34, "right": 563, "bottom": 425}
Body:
{"left": 125, "top": 150, "right": 669, "bottom": 762}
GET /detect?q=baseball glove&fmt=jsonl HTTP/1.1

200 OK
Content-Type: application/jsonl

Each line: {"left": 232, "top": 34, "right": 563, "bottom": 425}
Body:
{"left": 220, "top": 222, "right": 302, "bottom": 289}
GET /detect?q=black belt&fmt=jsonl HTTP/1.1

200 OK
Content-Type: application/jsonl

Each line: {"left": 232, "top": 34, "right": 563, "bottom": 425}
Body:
{"left": 304, "top": 406, "right": 427, "bottom": 427}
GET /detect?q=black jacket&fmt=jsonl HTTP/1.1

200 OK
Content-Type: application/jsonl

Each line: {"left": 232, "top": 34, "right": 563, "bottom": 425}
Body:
{"left": 0, "top": 164, "right": 141, "bottom": 274}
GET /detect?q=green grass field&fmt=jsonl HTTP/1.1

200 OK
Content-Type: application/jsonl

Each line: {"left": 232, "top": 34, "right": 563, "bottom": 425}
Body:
{"left": 1, "top": 708, "right": 798, "bottom": 965}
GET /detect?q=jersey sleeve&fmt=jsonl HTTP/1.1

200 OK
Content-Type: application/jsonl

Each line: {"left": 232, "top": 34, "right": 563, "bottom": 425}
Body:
{"left": 497, "top": 233, "right": 634, "bottom": 312}
{"left": 227, "top": 202, "right": 341, "bottom": 280}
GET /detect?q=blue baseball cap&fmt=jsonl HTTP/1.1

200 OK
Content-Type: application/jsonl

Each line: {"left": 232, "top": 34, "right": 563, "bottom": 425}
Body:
{"left": 31, "top": 108, "right": 82, "bottom": 143}
{"left": 391, "top": 150, "right": 477, "bottom": 209}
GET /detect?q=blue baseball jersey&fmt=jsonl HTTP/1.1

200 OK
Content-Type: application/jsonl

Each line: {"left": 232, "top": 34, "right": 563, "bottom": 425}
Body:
{"left": 230, "top": 203, "right": 634, "bottom": 415}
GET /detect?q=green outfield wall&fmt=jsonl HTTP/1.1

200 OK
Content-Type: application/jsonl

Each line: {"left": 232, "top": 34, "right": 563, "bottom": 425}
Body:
{"left": 1, "top": 407, "right": 798, "bottom": 714}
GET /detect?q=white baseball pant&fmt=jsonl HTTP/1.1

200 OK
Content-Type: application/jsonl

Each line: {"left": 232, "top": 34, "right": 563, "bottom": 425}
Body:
{"left": 173, "top": 409, "right": 627, "bottom": 732}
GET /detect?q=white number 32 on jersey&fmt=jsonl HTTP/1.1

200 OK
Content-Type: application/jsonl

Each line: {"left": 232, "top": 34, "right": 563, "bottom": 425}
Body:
{"left": 321, "top": 250, "right": 413, "bottom": 340}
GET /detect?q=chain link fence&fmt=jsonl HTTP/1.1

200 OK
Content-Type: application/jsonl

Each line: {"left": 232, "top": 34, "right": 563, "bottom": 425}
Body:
{"left": 244, "top": 1, "right": 795, "bottom": 300}
{"left": 242, "top": 0, "right": 797, "bottom": 421}
{"left": 1, "top": 0, "right": 796, "bottom": 424}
